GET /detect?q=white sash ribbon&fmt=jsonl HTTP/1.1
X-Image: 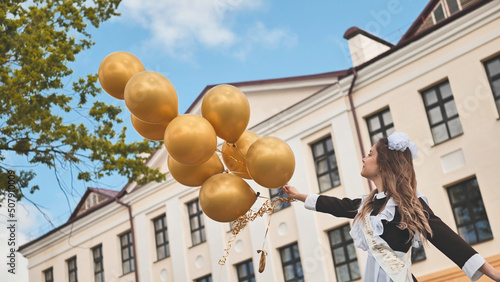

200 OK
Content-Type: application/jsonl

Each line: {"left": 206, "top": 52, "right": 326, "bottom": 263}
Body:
{"left": 361, "top": 213, "right": 413, "bottom": 282}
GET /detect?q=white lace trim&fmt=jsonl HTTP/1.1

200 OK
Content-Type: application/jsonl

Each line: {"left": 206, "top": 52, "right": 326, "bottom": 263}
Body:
{"left": 349, "top": 191, "right": 428, "bottom": 251}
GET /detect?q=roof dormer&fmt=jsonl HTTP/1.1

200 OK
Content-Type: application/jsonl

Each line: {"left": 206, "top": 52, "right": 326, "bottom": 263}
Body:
{"left": 400, "top": 0, "right": 486, "bottom": 43}
{"left": 68, "top": 187, "right": 120, "bottom": 221}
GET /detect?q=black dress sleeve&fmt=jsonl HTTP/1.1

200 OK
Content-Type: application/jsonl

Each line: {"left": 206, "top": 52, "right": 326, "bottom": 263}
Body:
{"left": 315, "top": 195, "right": 362, "bottom": 219}
{"left": 420, "top": 198, "right": 478, "bottom": 268}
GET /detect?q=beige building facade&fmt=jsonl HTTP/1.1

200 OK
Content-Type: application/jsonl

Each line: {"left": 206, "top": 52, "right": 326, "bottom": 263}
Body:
{"left": 20, "top": 0, "right": 500, "bottom": 281}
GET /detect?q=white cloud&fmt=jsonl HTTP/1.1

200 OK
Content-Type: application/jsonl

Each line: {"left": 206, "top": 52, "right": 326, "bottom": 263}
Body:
{"left": 118, "top": 0, "right": 297, "bottom": 60}
{"left": 231, "top": 21, "right": 298, "bottom": 61}
{"left": 247, "top": 21, "right": 298, "bottom": 49}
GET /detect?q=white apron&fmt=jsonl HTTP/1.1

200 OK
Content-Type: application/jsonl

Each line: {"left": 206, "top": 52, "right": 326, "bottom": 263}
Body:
{"left": 360, "top": 213, "right": 413, "bottom": 282}
{"left": 350, "top": 193, "right": 427, "bottom": 281}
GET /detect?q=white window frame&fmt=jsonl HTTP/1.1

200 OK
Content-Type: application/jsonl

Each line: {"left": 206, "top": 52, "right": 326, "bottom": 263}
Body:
{"left": 431, "top": 0, "right": 463, "bottom": 24}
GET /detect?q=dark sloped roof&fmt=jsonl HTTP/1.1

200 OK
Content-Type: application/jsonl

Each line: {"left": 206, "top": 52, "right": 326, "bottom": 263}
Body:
{"left": 89, "top": 187, "right": 120, "bottom": 198}
{"left": 399, "top": 0, "right": 490, "bottom": 44}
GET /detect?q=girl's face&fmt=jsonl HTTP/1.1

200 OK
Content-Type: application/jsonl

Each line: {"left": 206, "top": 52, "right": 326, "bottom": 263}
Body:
{"left": 361, "top": 143, "right": 380, "bottom": 181}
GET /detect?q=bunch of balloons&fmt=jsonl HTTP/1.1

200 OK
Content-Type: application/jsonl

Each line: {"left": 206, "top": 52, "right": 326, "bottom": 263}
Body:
{"left": 98, "top": 51, "right": 295, "bottom": 223}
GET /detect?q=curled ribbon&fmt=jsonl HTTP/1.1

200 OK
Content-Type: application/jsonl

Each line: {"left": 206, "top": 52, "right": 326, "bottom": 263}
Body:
{"left": 218, "top": 196, "right": 295, "bottom": 266}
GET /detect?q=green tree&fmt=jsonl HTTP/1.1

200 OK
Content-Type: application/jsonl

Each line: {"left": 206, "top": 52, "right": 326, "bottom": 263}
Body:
{"left": 0, "top": 0, "right": 166, "bottom": 204}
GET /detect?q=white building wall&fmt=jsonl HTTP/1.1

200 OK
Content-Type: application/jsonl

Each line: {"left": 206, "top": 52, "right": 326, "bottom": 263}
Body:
{"left": 165, "top": 197, "right": 189, "bottom": 281}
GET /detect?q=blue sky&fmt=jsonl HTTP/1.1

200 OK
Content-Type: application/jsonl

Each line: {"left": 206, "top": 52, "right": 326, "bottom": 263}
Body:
{"left": 7, "top": 0, "right": 430, "bottom": 264}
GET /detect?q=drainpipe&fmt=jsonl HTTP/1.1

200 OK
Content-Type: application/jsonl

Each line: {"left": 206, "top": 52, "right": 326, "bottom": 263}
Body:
{"left": 115, "top": 198, "right": 140, "bottom": 282}
{"left": 346, "top": 68, "right": 374, "bottom": 191}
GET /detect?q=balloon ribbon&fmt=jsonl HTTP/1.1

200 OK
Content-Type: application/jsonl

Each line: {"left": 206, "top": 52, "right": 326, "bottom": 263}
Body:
{"left": 216, "top": 145, "right": 247, "bottom": 166}
{"left": 218, "top": 195, "right": 295, "bottom": 268}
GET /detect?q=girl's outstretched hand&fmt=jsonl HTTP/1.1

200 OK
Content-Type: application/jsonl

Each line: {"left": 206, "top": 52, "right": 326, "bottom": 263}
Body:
{"left": 282, "top": 185, "right": 308, "bottom": 202}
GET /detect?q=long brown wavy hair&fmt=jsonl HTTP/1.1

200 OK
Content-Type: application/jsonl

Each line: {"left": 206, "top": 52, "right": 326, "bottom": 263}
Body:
{"left": 354, "top": 137, "right": 433, "bottom": 242}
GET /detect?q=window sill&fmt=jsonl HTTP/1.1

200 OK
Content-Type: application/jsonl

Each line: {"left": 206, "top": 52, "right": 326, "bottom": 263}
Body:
{"left": 430, "top": 133, "right": 464, "bottom": 148}
{"left": 188, "top": 241, "right": 207, "bottom": 249}
{"left": 153, "top": 256, "right": 170, "bottom": 264}
{"left": 119, "top": 271, "right": 135, "bottom": 278}
{"left": 318, "top": 184, "right": 341, "bottom": 194}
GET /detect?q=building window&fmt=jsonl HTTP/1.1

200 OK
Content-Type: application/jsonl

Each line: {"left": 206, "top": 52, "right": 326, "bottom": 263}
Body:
{"left": 270, "top": 188, "right": 291, "bottom": 211}
{"left": 311, "top": 136, "right": 340, "bottom": 192}
{"left": 446, "top": 0, "right": 460, "bottom": 14}
{"left": 120, "top": 231, "right": 135, "bottom": 274}
{"left": 153, "top": 214, "right": 170, "bottom": 260}
{"left": 328, "top": 224, "right": 361, "bottom": 282}
{"left": 433, "top": 3, "right": 445, "bottom": 23}
{"left": 422, "top": 80, "right": 462, "bottom": 144}
{"left": 83, "top": 193, "right": 106, "bottom": 211}
{"left": 447, "top": 178, "right": 493, "bottom": 245}
{"left": 279, "top": 243, "right": 304, "bottom": 282}
{"left": 44, "top": 267, "right": 53, "bottom": 282}
{"left": 188, "top": 199, "right": 206, "bottom": 246}
{"left": 366, "top": 108, "right": 395, "bottom": 145}
{"left": 236, "top": 259, "right": 255, "bottom": 282}
{"left": 411, "top": 242, "right": 426, "bottom": 263}
{"left": 483, "top": 55, "right": 500, "bottom": 116}
{"left": 92, "top": 245, "right": 104, "bottom": 282}
{"left": 195, "top": 274, "right": 212, "bottom": 282}
{"left": 432, "top": 0, "right": 462, "bottom": 23}
{"left": 67, "top": 256, "right": 78, "bottom": 282}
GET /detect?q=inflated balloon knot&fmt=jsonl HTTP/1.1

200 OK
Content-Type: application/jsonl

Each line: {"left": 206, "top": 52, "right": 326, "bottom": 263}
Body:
{"left": 256, "top": 192, "right": 260, "bottom": 197}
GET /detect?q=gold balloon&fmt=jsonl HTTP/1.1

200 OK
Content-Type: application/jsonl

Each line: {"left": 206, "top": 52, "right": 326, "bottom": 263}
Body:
{"left": 131, "top": 115, "right": 169, "bottom": 141}
{"left": 98, "top": 51, "right": 145, "bottom": 100}
{"left": 222, "top": 130, "right": 260, "bottom": 179}
{"left": 164, "top": 114, "right": 217, "bottom": 166}
{"left": 201, "top": 84, "right": 250, "bottom": 143}
{"left": 246, "top": 137, "right": 295, "bottom": 188}
{"left": 168, "top": 153, "right": 224, "bottom": 187}
{"left": 199, "top": 173, "right": 257, "bottom": 222}
{"left": 124, "top": 71, "right": 179, "bottom": 124}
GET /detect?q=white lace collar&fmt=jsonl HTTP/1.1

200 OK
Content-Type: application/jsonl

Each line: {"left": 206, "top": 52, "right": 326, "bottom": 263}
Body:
{"left": 374, "top": 191, "right": 387, "bottom": 199}
{"left": 350, "top": 191, "right": 429, "bottom": 252}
